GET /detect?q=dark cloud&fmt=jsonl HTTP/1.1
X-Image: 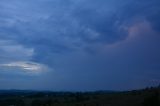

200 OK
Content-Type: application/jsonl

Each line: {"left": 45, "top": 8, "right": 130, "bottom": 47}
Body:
{"left": 0, "top": 0, "right": 160, "bottom": 90}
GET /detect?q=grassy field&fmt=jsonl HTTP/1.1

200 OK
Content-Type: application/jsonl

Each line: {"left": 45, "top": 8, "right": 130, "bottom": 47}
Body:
{"left": 0, "top": 86, "right": 159, "bottom": 106}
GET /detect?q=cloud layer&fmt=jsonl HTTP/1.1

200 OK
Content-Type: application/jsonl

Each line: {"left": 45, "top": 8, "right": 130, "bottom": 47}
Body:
{"left": 0, "top": 0, "right": 160, "bottom": 90}
{"left": 0, "top": 61, "right": 48, "bottom": 75}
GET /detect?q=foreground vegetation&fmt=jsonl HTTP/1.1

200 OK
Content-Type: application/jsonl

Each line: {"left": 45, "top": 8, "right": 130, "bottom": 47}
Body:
{"left": 0, "top": 86, "right": 159, "bottom": 106}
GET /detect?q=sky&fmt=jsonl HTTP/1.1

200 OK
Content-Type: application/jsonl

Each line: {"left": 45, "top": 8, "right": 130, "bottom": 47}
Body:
{"left": 0, "top": 0, "right": 160, "bottom": 91}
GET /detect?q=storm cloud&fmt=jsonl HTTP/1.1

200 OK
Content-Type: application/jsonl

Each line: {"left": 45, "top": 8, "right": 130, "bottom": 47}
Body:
{"left": 0, "top": 0, "right": 160, "bottom": 91}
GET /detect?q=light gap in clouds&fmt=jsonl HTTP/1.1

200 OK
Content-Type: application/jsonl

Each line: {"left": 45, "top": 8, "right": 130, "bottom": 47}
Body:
{"left": 0, "top": 61, "right": 48, "bottom": 75}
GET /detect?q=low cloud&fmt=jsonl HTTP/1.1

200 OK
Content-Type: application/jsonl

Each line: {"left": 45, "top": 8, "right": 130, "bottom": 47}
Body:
{"left": 0, "top": 61, "right": 49, "bottom": 75}
{"left": 0, "top": 40, "right": 49, "bottom": 76}
{"left": 0, "top": 40, "right": 34, "bottom": 61}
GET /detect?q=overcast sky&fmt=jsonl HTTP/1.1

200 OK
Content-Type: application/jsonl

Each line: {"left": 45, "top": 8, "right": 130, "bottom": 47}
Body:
{"left": 0, "top": 0, "right": 160, "bottom": 91}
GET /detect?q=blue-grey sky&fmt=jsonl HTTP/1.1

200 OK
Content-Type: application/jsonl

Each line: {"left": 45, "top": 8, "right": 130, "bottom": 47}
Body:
{"left": 0, "top": 0, "right": 160, "bottom": 91}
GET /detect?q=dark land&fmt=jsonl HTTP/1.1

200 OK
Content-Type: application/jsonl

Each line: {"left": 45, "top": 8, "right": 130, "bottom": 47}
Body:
{"left": 0, "top": 86, "right": 159, "bottom": 106}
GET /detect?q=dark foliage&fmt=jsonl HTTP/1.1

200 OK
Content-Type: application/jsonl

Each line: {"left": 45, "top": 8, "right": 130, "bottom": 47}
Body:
{"left": 0, "top": 86, "right": 159, "bottom": 106}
